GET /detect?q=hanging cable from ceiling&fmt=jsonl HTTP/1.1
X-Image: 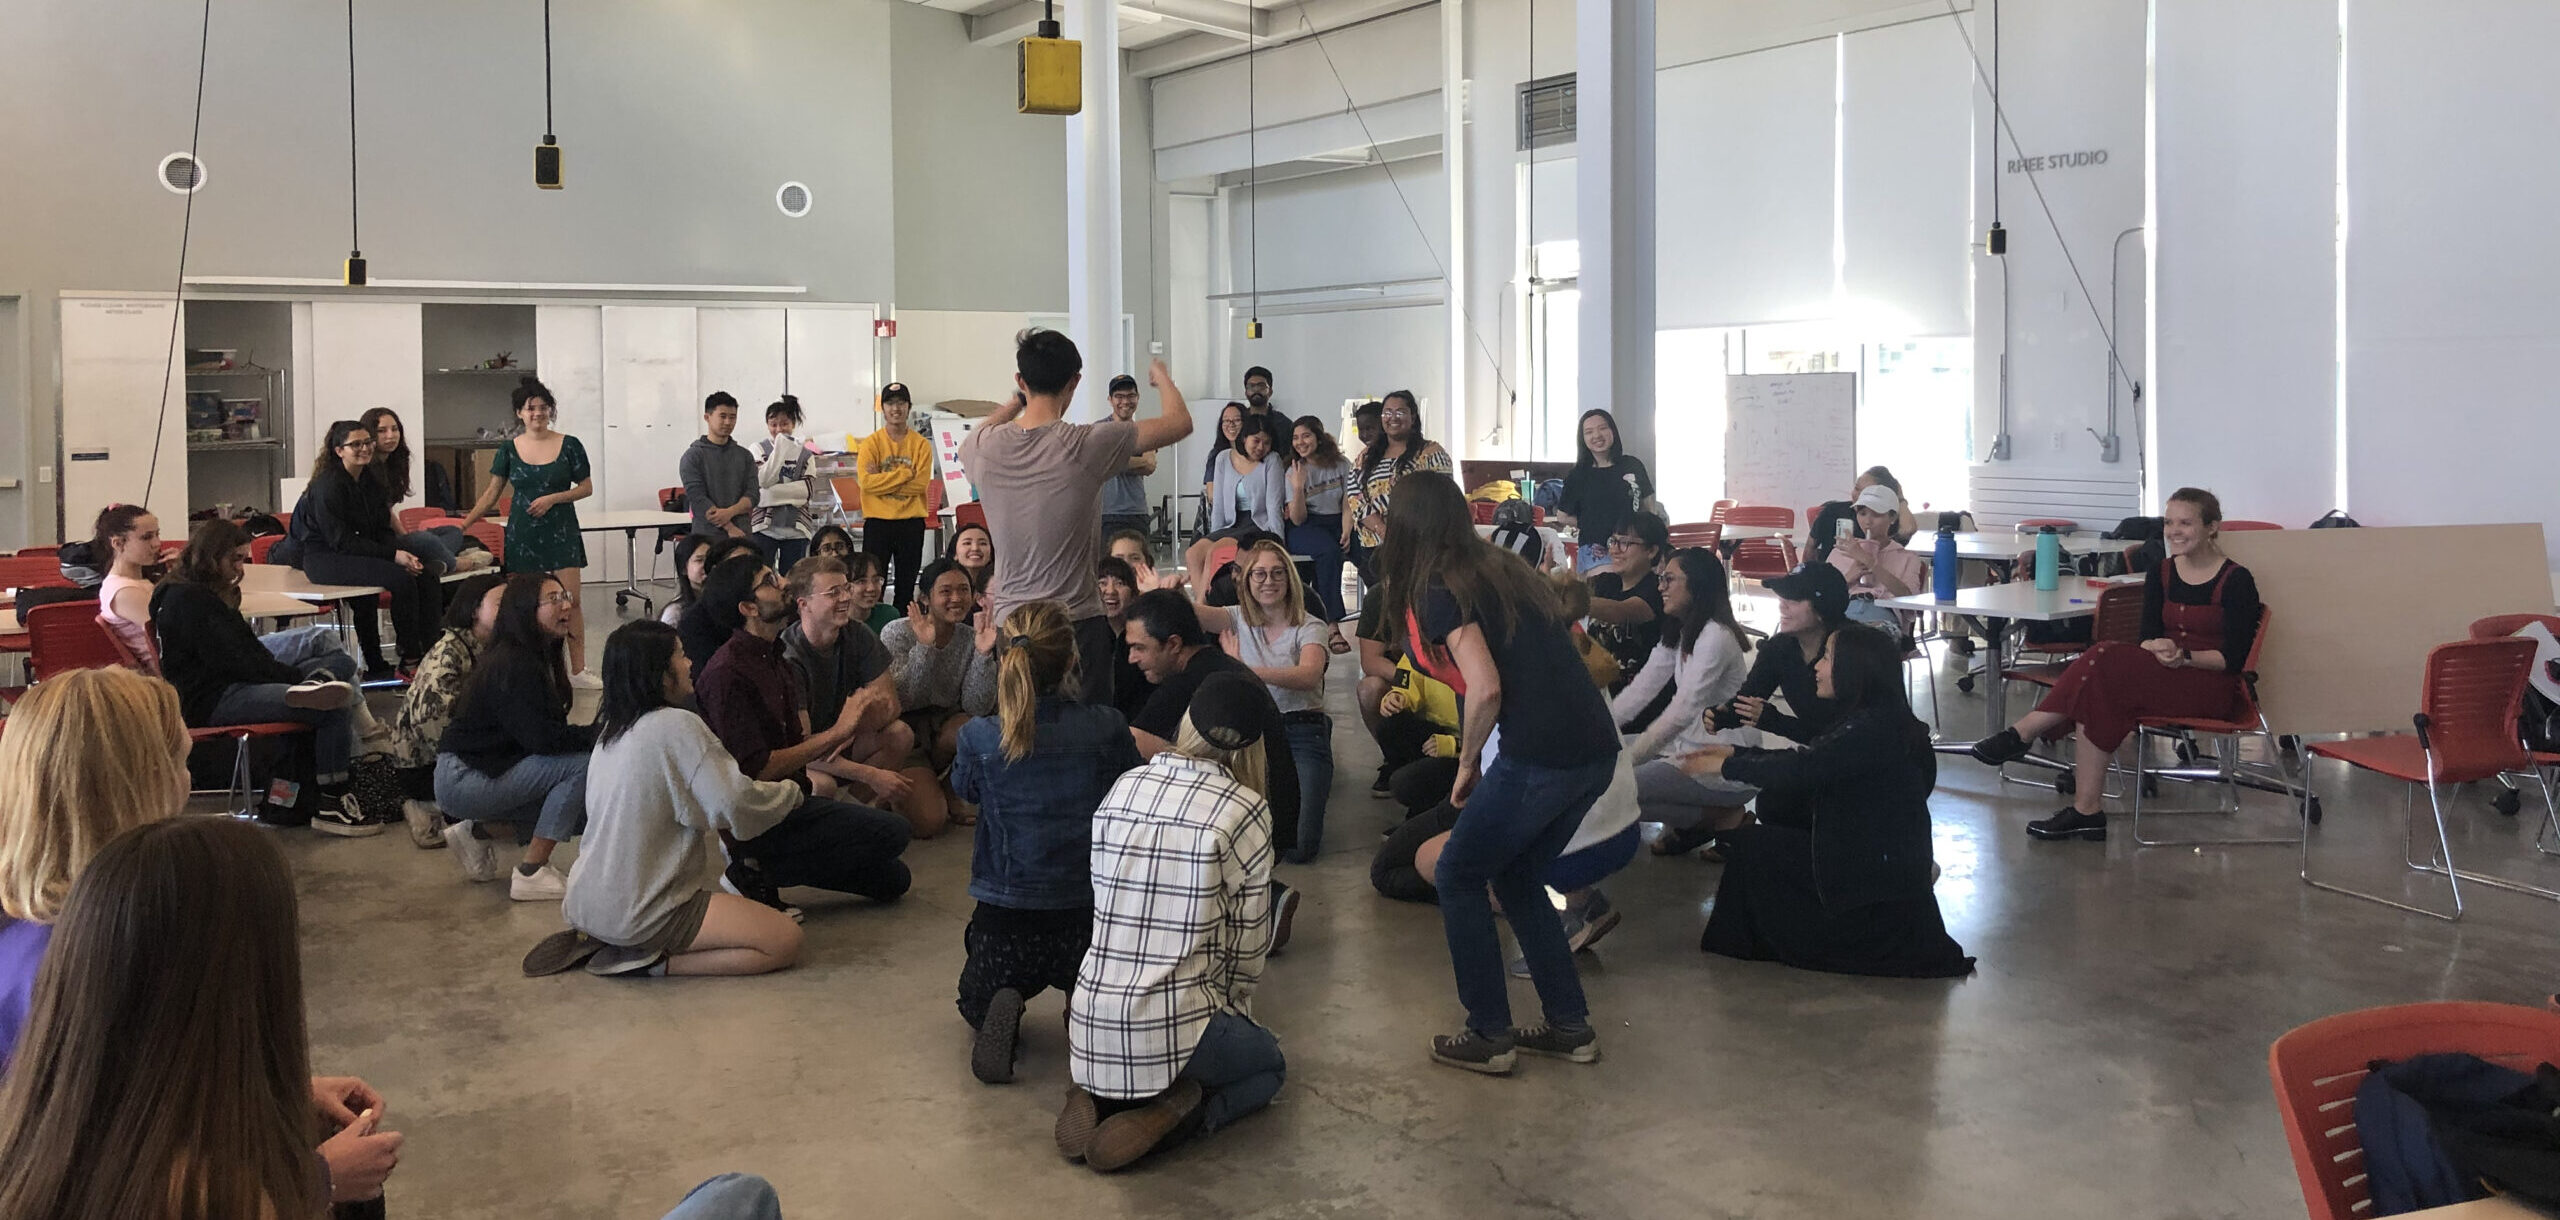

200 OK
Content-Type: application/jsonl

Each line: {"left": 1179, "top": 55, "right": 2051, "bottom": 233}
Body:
{"left": 142, "top": 0, "right": 216, "bottom": 505}
{"left": 1245, "top": 15, "right": 1262, "bottom": 340}
{"left": 342, "top": 0, "right": 366, "bottom": 285}
{"left": 534, "top": 0, "right": 563, "bottom": 187}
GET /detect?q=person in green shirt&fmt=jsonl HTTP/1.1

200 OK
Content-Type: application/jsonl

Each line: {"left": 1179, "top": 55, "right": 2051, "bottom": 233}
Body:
{"left": 844, "top": 549, "right": 899, "bottom": 634}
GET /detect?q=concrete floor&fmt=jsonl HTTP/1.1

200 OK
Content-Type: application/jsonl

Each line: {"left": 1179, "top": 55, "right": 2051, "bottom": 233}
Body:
{"left": 279, "top": 596, "right": 2560, "bottom": 1219}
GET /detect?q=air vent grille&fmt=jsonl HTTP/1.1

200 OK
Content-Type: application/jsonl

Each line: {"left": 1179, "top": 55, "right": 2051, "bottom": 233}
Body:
{"left": 1517, "top": 73, "right": 1576, "bottom": 151}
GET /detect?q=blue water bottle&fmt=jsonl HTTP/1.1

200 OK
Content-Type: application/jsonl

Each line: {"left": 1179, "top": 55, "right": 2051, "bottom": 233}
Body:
{"left": 2034, "top": 525, "right": 2062, "bottom": 591}
{"left": 1932, "top": 522, "right": 1960, "bottom": 601}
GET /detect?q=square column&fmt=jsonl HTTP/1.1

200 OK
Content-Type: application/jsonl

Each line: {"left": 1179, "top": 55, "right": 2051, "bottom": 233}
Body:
{"left": 1576, "top": 0, "right": 1656, "bottom": 463}
{"left": 1066, "top": 2, "right": 1124, "bottom": 419}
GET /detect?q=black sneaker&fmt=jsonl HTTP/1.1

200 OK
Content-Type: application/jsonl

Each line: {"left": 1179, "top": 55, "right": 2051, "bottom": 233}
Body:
{"left": 1370, "top": 774, "right": 1394, "bottom": 799}
{"left": 311, "top": 794, "right": 384, "bottom": 838}
{"left": 2025, "top": 808, "right": 2109, "bottom": 841}
{"left": 1429, "top": 1028, "right": 1517, "bottom": 1075}
{"left": 1268, "top": 882, "right": 1301, "bottom": 955}
{"left": 1513, "top": 1023, "right": 1600, "bottom": 1063}
{"left": 1969, "top": 728, "right": 2034, "bottom": 766}
{"left": 973, "top": 988, "right": 1025, "bottom": 1085}
{"left": 522, "top": 929, "right": 604, "bottom": 977}
{"left": 721, "top": 859, "right": 803, "bottom": 923}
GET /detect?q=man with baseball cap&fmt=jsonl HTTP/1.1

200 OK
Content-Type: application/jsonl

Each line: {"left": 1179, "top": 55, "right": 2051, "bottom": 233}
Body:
{"left": 1099, "top": 374, "right": 1157, "bottom": 545}
{"left": 854, "top": 382, "right": 935, "bottom": 610}
{"left": 1828, "top": 483, "right": 1925, "bottom": 630}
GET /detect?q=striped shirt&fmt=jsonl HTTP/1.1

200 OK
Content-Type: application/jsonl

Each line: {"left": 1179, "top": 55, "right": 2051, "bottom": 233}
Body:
{"left": 1069, "top": 753, "right": 1275, "bottom": 1100}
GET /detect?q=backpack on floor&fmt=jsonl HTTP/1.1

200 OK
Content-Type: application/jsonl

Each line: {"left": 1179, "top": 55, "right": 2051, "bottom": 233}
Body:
{"left": 346, "top": 753, "right": 407, "bottom": 824}
{"left": 186, "top": 731, "right": 321, "bottom": 827}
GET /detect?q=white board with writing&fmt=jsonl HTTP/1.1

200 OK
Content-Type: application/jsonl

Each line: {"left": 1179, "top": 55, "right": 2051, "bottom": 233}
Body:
{"left": 929, "top": 417, "right": 978, "bottom": 514}
{"left": 60, "top": 295, "right": 189, "bottom": 528}
{"left": 1723, "top": 372, "right": 1856, "bottom": 517}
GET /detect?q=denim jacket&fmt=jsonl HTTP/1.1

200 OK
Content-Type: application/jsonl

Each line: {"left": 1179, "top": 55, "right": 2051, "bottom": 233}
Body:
{"left": 951, "top": 696, "right": 1145, "bottom": 910}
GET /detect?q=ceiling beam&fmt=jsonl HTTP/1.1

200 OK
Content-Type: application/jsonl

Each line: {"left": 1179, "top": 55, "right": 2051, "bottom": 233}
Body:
{"left": 1127, "top": 0, "right": 1435, "bottom": 78}
{"left": 966, "top": 1, "right": 1047, "bottom": 46}
{"left": 1121, "top": 0, "right": 1259, "bottom": 41}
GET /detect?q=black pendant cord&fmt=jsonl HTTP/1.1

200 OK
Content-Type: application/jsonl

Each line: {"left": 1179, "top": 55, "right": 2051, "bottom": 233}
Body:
{"left": 542, "top": 0, "right": 555, "bottom": 142}
{"left": 145, "top": 0, "right": 216, "bottom": 504}
{"left": 1246, "top": 21, "right": 1259, "bottom": 329}
{"left": 346, "top": 0, "right": 361, "bottom": 260}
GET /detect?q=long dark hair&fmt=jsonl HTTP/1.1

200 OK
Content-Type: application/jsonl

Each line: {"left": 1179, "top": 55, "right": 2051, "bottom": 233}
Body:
{"left": 0, "top": 818, "right": 319, "bottom": 1220}
{"left": 1289, "top": 414, "right": 1345, "bottom": 469}
{"left": 87, "top": 504, "right": 158, "bottom": 576}
{"left": 1667, "top": 547, "right": 1749, "bottom": 658}
{"left": 1572, "top": 408, "right": 1624, "bottom": 470}
{"left": 1376, "top": 471, "right": 1559, "bottom": 647}
{"left": 950, "top": 521, "right": 995, "bottom": 587}
{"left": 597, "top": 620, "right": 683, "bottom": 746}
{"left": 808, "top": 524, "right": 857, "bottom": 562}
{"left": 358, "top": 406, "right": 412, "bottom": 501}
{"left": 442, "top": 571, "right": 509, "bottom": 634}
{"left": 168, "top": 517, "right": 250, "bottom": 606}
{"left": 309, "top": 419, "right": 371, "bottom": 481}
{"left": 1207, "top": 402, "right": 1246, "bottom": 464}
{"left": 1357, "top": 390, "right": 1429, "bottom": 477}
{"left": 1824, "top": 623, "right": 1928, "bottom": 751}
{"left": 460, "top": 573, "right": 570, "bottom": 715}
{"left": 512, "top": 375, "right": 556, "bottom": 416}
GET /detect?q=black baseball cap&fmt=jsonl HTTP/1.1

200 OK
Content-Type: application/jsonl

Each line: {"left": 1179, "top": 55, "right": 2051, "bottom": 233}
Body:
{"left": 880, "top": 382, "right": 912, "bottom": 404}
{"left": 1108, "top": 374, "right": 1138, "bottom": 394}
{"left": 1187, "top": 672, "right": 1269, "bottom": 751}
{"left": 1766, "top": 562, "right": 1850, "bottom": 623}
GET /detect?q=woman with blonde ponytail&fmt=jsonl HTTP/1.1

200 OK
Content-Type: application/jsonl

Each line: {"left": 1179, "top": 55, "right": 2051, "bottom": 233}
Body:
{"left": 949, "top": 600, "right": 1145, "bottom": 1085}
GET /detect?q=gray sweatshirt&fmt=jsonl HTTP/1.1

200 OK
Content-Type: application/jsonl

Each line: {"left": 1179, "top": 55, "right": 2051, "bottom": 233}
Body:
{"left": 878, "top": 618, "right": 999, "bottom": 716}
{"left": 562, "top": 707, "right": 800, "bottom": 947}
{"left": 679, "top": 435, "right": 758, "bottom": 535}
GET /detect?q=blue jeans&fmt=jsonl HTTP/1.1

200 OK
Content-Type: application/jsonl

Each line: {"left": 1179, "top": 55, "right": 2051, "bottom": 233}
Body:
{"left": 1434, "top": 754, "right": 1615, "bottom": 1036}
{"left": 1286, "top": 514, "right": 1346, "bottom": 623}
{"left": 1179, "top": 1010, "right": 1286, "bottom": 1135}
{"left": 398, "top": 526, "right": 470, "bottom": 570}
{"left": 660, "top": 1174, "right": 782, "bottom": 1220}
{"left": 261, "top": 626, "right": 357, "bottom": 680}
{"left": 1281, "top": 712, "right": 1333, "bottom": 864}
{"left": 209, "top": 683, "right": 358, "bottom": 784}
{"left": 1577, "top": 542, "right": 1609, "bottom": 573}
{"left": 1844, "top": 597, "right": 1901, "bottom": 629}
{"left": 434, "top": 752, "right": 588, "bottom": 842}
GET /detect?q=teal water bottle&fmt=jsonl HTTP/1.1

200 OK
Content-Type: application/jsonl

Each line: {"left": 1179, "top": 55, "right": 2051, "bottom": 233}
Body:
{"left": 2034, "top": 526, "right": 2062, "bottom": 591}
{"left": 1932, "top": 523, "right": 1959, "bottom": 600}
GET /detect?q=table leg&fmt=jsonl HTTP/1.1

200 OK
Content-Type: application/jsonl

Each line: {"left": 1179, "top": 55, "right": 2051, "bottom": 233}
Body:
{"left": 619, "top": 528, "right": 654, "bottom": 616}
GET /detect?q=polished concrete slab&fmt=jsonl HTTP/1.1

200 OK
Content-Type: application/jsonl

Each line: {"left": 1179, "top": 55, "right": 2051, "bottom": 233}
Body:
{"left": 281, "top": 601, "right": 2560, "bottom": 1219}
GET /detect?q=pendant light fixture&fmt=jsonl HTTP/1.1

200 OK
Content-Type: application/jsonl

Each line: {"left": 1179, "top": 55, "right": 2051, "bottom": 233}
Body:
{"left": 342, "top": 0, "right": 366, "bottom": 285}
{"left": 534, "top": 0, "right": 563, "bottom": 187}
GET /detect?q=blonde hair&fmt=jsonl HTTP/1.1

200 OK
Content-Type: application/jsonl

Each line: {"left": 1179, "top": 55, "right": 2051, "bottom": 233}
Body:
{"left": 1234, "top": 539, "right": 1307, "bottom": 630}
{"left": 995, "top": 601, "right": 1079, "bottom": 761}
{"left": 1547, "top": 569, "right": 1593, "bottom": 622}
{"left": 0, "top": 668, "right": 192, "bottom": 922}
{"left": 1174, "top": 713, "right": 1269, "bottom": 799}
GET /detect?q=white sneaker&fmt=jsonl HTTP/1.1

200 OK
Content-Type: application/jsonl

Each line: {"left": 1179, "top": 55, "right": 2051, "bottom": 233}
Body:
{"left": 286, "top": 680, "right": 360, "bottom": 710}
{"left": 446, "top": 820, "right": 499, "bottom": 883}
{"left": 509, "top": 863, "right": 569, "bottom": 902}
{"left": 402, "top": 800, "right": 447, "bottom": 849}
{"left": 568, "top": 670, "right": 602, "bottom": 691}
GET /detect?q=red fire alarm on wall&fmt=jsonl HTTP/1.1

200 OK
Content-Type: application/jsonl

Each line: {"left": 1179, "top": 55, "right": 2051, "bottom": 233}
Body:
{"left": 874, "top": 319, "right": 897, "bottom": 339}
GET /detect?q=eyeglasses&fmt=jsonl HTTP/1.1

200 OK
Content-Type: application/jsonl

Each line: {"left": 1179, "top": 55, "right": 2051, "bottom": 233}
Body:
{"left": 1382, "top": 409, "right": 1413, "bottom": 419}
{"left": 538, "top": 592, "right": 576, "bottom": 607}
{"left": 757, "top": 571, "right": 784, "bottom": 590}
{"left": 813, "top": 582, "right": 854, "bottom": 599}
{"left": 338, "top": 439, "right": 376, "bottom": 451}
{"left": 1247, "top": 567, "right": 1290, "bottom": 582}
{"left": 1606, "top": 536, "right": 1639, "bottom": 550}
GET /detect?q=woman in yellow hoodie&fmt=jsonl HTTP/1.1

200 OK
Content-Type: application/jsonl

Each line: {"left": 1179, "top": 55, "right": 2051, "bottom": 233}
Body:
{"left": 855, "top": 382, "right": 938, "bottom": 610}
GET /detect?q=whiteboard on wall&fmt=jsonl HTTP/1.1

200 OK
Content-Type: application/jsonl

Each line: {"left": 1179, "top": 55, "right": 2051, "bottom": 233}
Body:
{"left": 1724, "top": 373, "right": 1855, "bottom": 516}
{"left": 785, "top": 307, "right": 878, "bottom": 448}
{"left": 310, "top": 301, "right": 424, "bottom": 509}
{"left": 600, "top": 307, "right": 701, "bottom": 530}
{"left": 60, "top": 295, "right": 188, "bottom": 529}
{"left": 535, "top": 306, "right": 608, "bottom": 580}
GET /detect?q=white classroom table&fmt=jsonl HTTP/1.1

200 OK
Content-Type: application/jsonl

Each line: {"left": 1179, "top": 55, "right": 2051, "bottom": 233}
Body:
{"left": 242, "top": 564, "right": 384, "bottom": 602}
{"left": 1948, "top": 531, "right": 2145, "bottom": 562}
{"left": 1878, "top": 577, "right": 2111, "bottom": 732}
{"left": 1720, "top": 523, "right": 1793, "bottom": 541}
{"left": 578, "top": 510, "right": 692, "bottom": 615}
{"left": 0, "top": 590, "right": 319, "bottom": 637}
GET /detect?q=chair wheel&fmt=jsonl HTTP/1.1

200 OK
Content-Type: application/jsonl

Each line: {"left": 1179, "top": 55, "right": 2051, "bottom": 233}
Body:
{"left": 1956, "top": 675, "right": 1975, "bottom": 694}
{"left": 2306, "top": 795, "right": 2323, "bottom": 825}
{"left": 2493, "top": 788, "right": 2523, "bottom": 817}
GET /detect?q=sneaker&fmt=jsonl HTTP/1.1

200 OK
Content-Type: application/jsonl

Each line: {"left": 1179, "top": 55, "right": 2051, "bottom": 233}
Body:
{"left": 1085, "top": 1079, "right": 1204, "bottom": 1172}
{"left": 509, "top": 863, "right": 569, "bottom": 902}
{"left": 1568, "top": 893, "right": 1621, "bottom": 954}
{"left": 285, "top": 680, "right": 360, "bottom": 710}
{"left": 568, "top": 670, "right": 602, "bottom": 691}
{"left": 1969, "top": 727, "right": 2034, "bottom": 767}
{"left": 721, "top": 860, "right": 803, "bottom": 923}
{"left": 1513, "top": 1023, "right": 1600, "bottom": 1064}
{"left": 1056, "top": 1086, "right": 1101, "bottom": 1160}
{"left": 1429, "top": 1029, "right": 1517, "bottom": 1075}
{"left": 402, "top": 800, "right": 447, "bottom": 849}
{"left": 1369, "top": 774, "right": 1394, "bottom": 800}
{"left": 1267, "top": 882, "right": 1301, "bottom": 955}
{"left": 311, "top": 794, "right": 383, "bottom": 838}
{"left": 447, "top": 821, "right": 500, "bottom": 883}
{"left": 522, "top": 929, "right": 603, "bottom": 976}
{"left": 972, "top": 988, "right": 1026, "bottom": 1085}
{"left": 2025, "top": 808, "right": 2109, "bottom": 841}
{"left": 585, "top": 943, "right": 667, "bottom": 977}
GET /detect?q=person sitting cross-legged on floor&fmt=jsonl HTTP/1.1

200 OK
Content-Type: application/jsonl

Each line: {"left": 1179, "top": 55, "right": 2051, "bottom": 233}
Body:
{"left": 781, "top": 555, "right": 943, "bottom": 837}
{"left": 387, "top": 571, "right": 509, "bottom": 851}
{"left": 1058, "top": 676, "right": 1284, "bottom": 1173}
{"left": 950, "top": 601, "right": 1145, "bottom": 1084}
{"left": 880, "top": 559, "right": 1002, "bottom": 815}
{"left": 433, "top": 573, "right": 595, "bottom": 901}
{"left": 524, "top": 620, "right": 808, "bottom": 980}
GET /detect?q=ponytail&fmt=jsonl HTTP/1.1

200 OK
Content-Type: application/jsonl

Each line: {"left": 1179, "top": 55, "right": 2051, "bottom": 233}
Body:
{"left": 993, "top": 600, "right": 1080, "bottom": 761}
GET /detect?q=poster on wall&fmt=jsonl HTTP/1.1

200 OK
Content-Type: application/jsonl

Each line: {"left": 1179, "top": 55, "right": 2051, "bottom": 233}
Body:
{"left": 929, "top": 416, "right": 978, "bottom": 514}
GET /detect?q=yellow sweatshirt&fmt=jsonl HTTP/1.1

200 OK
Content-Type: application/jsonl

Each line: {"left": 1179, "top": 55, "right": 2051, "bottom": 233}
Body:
{"left": 854, "top": 428, "right": 936, "bottom": 521}
{"left": 1391, "top": 654, "right": 1463, "bottom": 757}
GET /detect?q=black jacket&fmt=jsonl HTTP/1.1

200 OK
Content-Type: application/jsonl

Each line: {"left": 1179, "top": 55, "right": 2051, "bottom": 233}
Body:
{"left": 290, "top": 465, "right": 399, "bottom": 561}
{"left": 438, "top": 646, "right": 597, "bottom": 776}
{"left": 150, "top": 580, "right": 302, "bottom": 725}
{"left": 1716, "top": 630, "right": 1843, "bottom": 746}
{"left": 1722, "top": 706, "right": 1940, "bottom": 911}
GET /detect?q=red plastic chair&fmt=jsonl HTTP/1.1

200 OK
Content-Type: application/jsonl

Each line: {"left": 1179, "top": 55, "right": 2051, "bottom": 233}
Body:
{"left": 397, "top": 506, "right": 442, "bottom": 531}
{"left": 1728, "top": 538, "right": 1797, "bottom": 582}
{"left": 0, "top": 555, "right": 71, "bottom": 592}
{"left": 249, "top": 534, "right": 283, "bottom": 564}
{"left": 954, "top": 501, "right": 988, "bottom": 532}
{"left": 2470, "top": 613, "right": 2560, "bottom": 640}
{"left": 90, "top": 612, "right": 312, "bottom": 817}
{"left": 1803, "top": 505, "right": 1826, "bottom": 529}
{"left": 2224, "top": 520, "right": 2285, "bottom": 531}
{"left": 1668, "top": 522, "right": 1723, "bottom": 550}
{"left": 2127, "top": 607, "right": 2306, "bottom": 846}
{"left": 2001, "top": 583, "right": 2145, "bottom": 689}
{"left": 1708, "top": 500, "right": 1736, "bottom": 524}
{"left": 24, "top": 602, "right": 117, "bottom": 682}
{"left": 2270, "top": 1002, "right": 2560, "bottom": 1220}
{"left": 13, "top": 546, "right": 59, "bottom": 558}
{"left": 460, "top": 520, "right": 505, "bottom": 564}
{"left": 2302, "top": 636, "right": 2551, "bottom": 919}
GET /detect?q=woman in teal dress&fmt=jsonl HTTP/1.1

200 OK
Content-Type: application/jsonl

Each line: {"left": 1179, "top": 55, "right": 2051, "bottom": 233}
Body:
{"left": 458, "top": 376, "right": 595, "bottom": 674}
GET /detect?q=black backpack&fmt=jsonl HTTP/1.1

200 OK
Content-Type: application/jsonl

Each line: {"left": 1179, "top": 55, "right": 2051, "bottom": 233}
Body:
{"left": 2310, "top": 509, "right": 2361, "bottom": 529}
{"left": 2104, "top": 515, "right": 2166, "bottom": 574}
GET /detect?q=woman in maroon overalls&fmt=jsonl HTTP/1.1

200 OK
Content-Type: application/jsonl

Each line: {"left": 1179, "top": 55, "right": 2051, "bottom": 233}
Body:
{"left": 1969, "top": 487, "right": 2263, "bottom": 841}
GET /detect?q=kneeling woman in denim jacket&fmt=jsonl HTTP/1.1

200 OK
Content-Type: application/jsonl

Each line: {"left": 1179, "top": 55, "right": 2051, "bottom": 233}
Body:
{"left": 949, "top": 600, "right": 1146, "bottom": 1085}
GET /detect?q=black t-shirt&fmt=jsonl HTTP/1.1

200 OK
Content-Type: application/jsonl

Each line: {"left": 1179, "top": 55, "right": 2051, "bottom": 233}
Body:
{"left": 1418, "top": 584, "right": 1618, "bottom": 768}
{"left": 1558, "top": 458, "right": 1653, "bottom": 547}
{"left": 1131, "top": 646, "right": 1300, "bottom": 851}
{"left": 1110, "top": 632, "right": 1155, "bottom": 721}
{"left": 1586, "top": 570, "right": 1664, "bottom": 688}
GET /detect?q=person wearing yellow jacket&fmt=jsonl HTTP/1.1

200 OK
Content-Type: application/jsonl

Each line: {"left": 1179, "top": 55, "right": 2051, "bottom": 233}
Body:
{"left": 856, "top": 382, "right": 937, "bottom": 610}
{"left": 1375, "top": 652, "right": 1462, "bottom": 815}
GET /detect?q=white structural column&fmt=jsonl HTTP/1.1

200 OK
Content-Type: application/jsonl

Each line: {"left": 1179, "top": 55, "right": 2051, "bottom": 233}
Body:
{"left": 1441, "top": 0, "right": 1468, "bottom": 449}
{"left": 1065, "top": 1, "right": 1124, "bottom": 420}
{"left": 1576, "top": 0, "right": 1657, "bottom": 463}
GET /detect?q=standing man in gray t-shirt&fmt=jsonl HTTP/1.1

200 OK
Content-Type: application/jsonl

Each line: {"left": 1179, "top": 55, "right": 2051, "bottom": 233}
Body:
{"left": 959, "top": 330, "right": 1193, "bottom": 707}
{"left": 1098, "top": 373, "right": 1157, "bottom": 545}
{"left": 681, "top": 392, "right": 769, "bottom": 559}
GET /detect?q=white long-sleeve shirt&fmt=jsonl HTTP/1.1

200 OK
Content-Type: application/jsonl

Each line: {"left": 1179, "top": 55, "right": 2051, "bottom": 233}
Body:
{"left": 1611, "top": 624, "right": 1752, "bottom": 764}
{"left": 563, "top": 707, "right": 802, "bottom": 947}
